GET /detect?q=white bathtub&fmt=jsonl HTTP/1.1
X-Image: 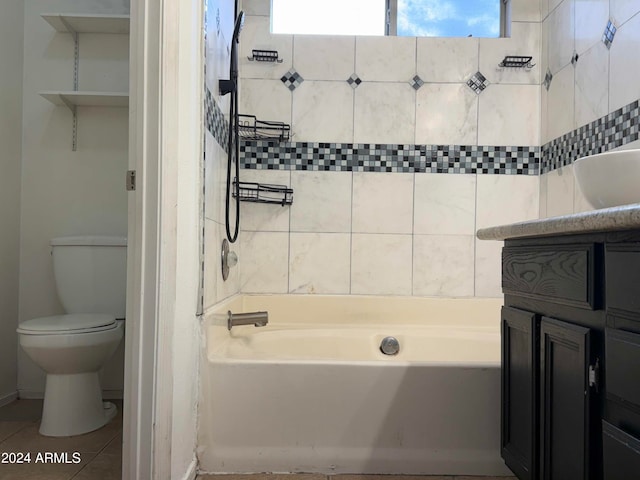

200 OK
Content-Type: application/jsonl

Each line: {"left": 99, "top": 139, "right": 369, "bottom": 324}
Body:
{"left": 198, "top": 295, "right": 511, "bottom": 476}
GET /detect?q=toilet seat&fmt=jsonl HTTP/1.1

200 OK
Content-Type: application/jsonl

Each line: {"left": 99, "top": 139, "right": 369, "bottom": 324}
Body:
{"left": 17, "top": 314, "right": 117, "bottom": 335}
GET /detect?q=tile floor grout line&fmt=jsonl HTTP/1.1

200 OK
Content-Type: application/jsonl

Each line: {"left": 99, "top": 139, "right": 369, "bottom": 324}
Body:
{"left": 0, "top": 422, "right": 35, "bottom": 446}
{"left": 68, "top": 452, "right": 97, "bottom": 480}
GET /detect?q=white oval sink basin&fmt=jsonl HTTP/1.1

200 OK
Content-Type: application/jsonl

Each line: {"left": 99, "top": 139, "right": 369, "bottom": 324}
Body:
{"left": 573, "top": 149, "right": 640, "bottom": 209}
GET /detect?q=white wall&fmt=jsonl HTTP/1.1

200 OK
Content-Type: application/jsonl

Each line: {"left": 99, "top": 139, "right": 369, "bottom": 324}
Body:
{"left": 170, "top": 0, "right": 205, "bottom": 477}
{"left": 17, "top": 0, "right": 129, "bottom": 397}
{"left": 232, "top": 0, "right": 541, "bottom": 298}
{"left": 539, "top": 0, "right": 640, "bottom": 217}
{"left": 0, "top": 0, "right": 24, "bottom": 406}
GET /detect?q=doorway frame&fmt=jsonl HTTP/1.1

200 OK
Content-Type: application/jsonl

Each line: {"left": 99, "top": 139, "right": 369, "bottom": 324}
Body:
{"left": 123, "top": 0, "right": 203, "bottom": 478}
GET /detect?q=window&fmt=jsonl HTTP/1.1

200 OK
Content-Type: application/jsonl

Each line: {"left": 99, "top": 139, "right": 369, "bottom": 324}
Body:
{"left": 271, "top": 0, "right": 509, "bottom": 38}
{"left": 271, "top": 0, "right": 386, "bottom": 36}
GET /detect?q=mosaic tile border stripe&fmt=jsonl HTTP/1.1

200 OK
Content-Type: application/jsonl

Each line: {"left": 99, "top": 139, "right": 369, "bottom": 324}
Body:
{"left": 240, "top": 142, "right": 540, "bottom": 175}
{"left": 206, "top": 84, "right": 640, "bottom": 177}
{"left": 205, "top": 87, "right": 229, "bottom": 152}
{"left": 542, "top": 99, "right": 640, "bottom": 174}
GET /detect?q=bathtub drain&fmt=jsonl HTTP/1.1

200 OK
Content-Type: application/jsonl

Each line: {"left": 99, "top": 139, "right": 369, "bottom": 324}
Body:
{"left": 380, "top": 336, "right": 400, "bottom": 355}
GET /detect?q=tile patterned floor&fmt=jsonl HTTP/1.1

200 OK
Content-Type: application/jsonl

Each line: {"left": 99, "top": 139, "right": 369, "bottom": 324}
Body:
{"left": 197, "top": 475, "right": 517, "bottom": 480}
{"left": 1, "top": 401, "right": 516, "bottom": 480}
{"left": 0, "top": 399, "right": 122, "bottom": 480}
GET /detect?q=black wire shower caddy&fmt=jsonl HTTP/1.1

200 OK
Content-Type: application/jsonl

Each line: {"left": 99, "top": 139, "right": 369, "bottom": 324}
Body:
{"left": 233, "top": 180, "right": 293, "bottom": 206}
{"left": 238, "top": 114, "right": 290, "bottom": 142}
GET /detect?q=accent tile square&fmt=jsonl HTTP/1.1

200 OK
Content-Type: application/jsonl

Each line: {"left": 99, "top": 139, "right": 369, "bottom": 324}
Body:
{"left": 281, "top": 68, "right": 304, "bottom": 91}
{"left": 466, "top": 71, "right": 489, "bottom": 94}
{"left": 347, "top": 73, "right": 362, "bottom": 89}
{"left": 410, "top": 75, "right": 425, "bottom": 90}
{"left": 602, "top": 19, "right": 617, "bottom": 49}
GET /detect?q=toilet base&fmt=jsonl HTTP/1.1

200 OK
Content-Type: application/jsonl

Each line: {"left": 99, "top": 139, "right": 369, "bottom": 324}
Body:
{"left": 39, "top": 372, "right": 116, "bottom": 437}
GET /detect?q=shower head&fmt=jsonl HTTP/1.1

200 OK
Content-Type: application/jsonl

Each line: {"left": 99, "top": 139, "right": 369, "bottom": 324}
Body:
{"left": 233, "top": 11, "right": 245, "bottom": 44}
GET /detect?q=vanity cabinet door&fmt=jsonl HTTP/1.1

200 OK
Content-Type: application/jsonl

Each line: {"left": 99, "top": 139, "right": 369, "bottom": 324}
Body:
{"left": 540, "top": 317, "right": 598, "bottom": 480}
{"left": 501, "top": 307, "right": 539, "bottom": 480}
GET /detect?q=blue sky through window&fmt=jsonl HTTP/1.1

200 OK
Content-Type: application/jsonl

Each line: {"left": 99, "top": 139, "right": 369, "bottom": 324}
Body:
{"left": 271, "top": 0, "right": 501, "bottom": 38}
{"left": 398, "top": 0, "right": 500, "bottom": 37}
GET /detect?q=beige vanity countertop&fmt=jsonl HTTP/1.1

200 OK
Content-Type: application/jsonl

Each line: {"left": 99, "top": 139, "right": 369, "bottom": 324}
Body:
{"left": 477, "top": 203, "right": 640, "bottom": 241}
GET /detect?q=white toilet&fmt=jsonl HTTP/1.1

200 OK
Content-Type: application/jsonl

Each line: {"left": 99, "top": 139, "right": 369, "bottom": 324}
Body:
{"left": 17, "top": 235, "right": 126, "bottom": 437}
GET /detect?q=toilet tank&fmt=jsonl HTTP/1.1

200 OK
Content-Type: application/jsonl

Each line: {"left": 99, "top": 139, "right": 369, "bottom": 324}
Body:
{"left": 50, "top": 236, "right": 127, "bottom": 318}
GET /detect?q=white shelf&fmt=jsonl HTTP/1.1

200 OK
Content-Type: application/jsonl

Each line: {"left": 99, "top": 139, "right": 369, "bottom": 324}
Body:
{"left": 39, "top": 91, "right": 129, "bottom": 109}
{"left": 41, "top": 14, "right": 130, "bottom": 34}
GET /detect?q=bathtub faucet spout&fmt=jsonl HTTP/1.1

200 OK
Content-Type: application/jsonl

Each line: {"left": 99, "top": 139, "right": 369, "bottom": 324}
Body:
{"left": 227, "top": 310, "right": 269, "bottom": 330}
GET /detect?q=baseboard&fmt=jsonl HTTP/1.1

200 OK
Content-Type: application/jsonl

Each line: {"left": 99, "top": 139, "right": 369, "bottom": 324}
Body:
{"left": 0, "top": 391, "right": 18, "bottom": 407}
{"left": 181, "top": 458, "right": 198, "bottom": 480}
{"left": 16, "top": 390, "right": 42, "bottom": 400}
{"left": 18, "top": 389, "right": 123, "bottom": 400}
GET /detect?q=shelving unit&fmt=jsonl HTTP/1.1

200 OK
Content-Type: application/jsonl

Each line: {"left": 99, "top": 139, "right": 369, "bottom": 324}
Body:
{"left": 238, "top": 114, "right": 290, "bottom": 142}
{"left": 39, "top": 91, "right": 129, "bottom": 108}
{"left": 40, "top": 13, "right": 130, "bottom": 150}
{"left": 41, "top": 14, "right": 130, "bottom": 34}
{"left": 233, "top": 181, "right": 294, "bottom": 206}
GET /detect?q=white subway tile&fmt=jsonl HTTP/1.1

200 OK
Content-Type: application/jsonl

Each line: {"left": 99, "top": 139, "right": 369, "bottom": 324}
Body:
{"left": 239, "top": 15, "right": 293, "bottom": 80}
{"left": 575, "top": 42, "right": 609, "bottom": 129}
{"left": 355, "top": 36, "right": 416, "bottom": 82}
{"left": 239, "top": 231, "right": 289, "bottom": 293}
{"left": 476, "top": 175, "right": 539, "bottom": 229}
{"left": 204, "top": 131, "right": 218, "bottom": 222}
{"left": 293, "top": 35, "right": 355, "bottom": 81}
{"left": 541, "top": 16, "right": 549, "bottom": 79}
{"left": 290, "top": 171, "right": 352, "bottom": 233}
{"left": 292, "top": 81, "right": 354, "bottom": 143}
{"left": 289, "top": 233, "right": 351, "bottom": 294}
{"left": 542, "top": 0, "right": 550, "bottom": 20}
{"left": 414, "top": 174, "right": 476, "bottom": 235}
{"left": 239, "top": 78, "right": 292, "bottom": 126}
{"left": 546, "top": 64, "right": 574, "bottom": 140}
{"left": 549, "top": 0, "right": 564, "bottom": 14}
{"left": 351, "top": 234, "right": 412, "bottom": 295}
{"left": 546, "top": 165, "right": 575, "bottom": 217}
{"left": 203, "top": 218, "right": 219, "bottom": 309}
{"left": 416, "top": 37, "right": 479, "bottom": 83}
{"left": 205, "top": 4, "right": 219, "bottom": 92}
{"left": 539, "top": 171, "right": 548, "bottom": 218}
{"left": 478, "top": 84, "right": 540, "bottom": 146}
{"left": 242, "top": 0, "right": 271, "bottom": 16}
{"left": 479, "top": 22, "right": 541, "bottom": 85}
{"left": 541, "top": 80, "right": 550, "bottom": 145}
{"left": 354, "top": 83, "right": 416, "bottom": 144}
{"left": 413, "top": 235, "right": 474, "bottom": 297}
{"left": 609, "top": 13, "right": 640, "bottom": 111}
{"left": 610, "top": 0, "right": 640, "bottom": 25}
{"left": 575, "top": 0, "right": 609, "bottom": 55}
{"left": 511, "top": 0, "right": 542, "bottom": 22}
{"left": 475, "top": 239, "right": 504, "bottom": 298}
{"left": 548, "top": 0, "right": 575, "bottom": 75}
{"left": 352, "top": 172, "right": 414, "bottom": 234}
{"left": 415, "top": 83, "right": 478, "bottom": 145}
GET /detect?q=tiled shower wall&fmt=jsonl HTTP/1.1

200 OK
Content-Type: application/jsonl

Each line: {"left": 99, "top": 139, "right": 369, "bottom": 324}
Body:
{"left": 540, "top": 0, "right": 640, "bottom": 217}
{"left": 233, "top": 0, "right": 541, "bottom": 298}
{"left": 203, "top": 0, "right": 242, "bottom": 313}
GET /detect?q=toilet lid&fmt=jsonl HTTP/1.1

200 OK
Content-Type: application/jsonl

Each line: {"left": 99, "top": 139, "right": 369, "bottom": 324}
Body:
{"left": 17, "top": 314, "right": 117, "bottom": 335}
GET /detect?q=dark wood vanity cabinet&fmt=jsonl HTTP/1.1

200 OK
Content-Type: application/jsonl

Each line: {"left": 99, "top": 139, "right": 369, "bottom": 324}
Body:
{"left": 500, "top": 232, "right": 640, "bottom": 480}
